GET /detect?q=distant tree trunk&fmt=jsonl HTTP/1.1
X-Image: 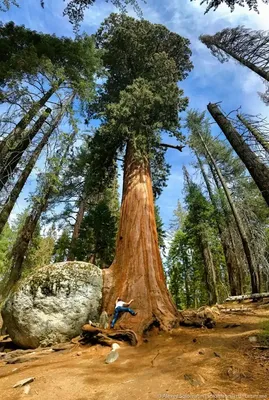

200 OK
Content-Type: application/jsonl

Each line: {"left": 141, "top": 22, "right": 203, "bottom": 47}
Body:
{"left": 0, "top": 83, "right": 60, "bottom": 159}
{"left": 208, "top": 163, "right": 244, "bottom": 294}
{"left": 0, "top": 96, "right": 74, "bottom": 300}
{"left": 208, "top": 103, "right": 269, "bottom": 207}
{"left": 102, "top": 141, "right": 179, "bottom": 334}
{"left": 0, "top": 105, "right": 67, "bottom": 235}
{"left": 237, "top": 114, "right": 269, "bottom": 154}
{"left": 0, "top": 190, "right": 51, "bottom": 299}
{"left": 197, "top": 130, "right": 260, "bottom": 294}
{"left": 200, "top": 238, "right": 218, "bottom": 305}
{"left": 195, "top": 153, "right": 240, "bottom": 296}
{"left": 67, "top": 194, "right": 88, "bottom": 261}
{"left": 183, "top": 165, "right": 219, "bottom": 304}
{"left": 0, "top": 107, "right": 51, "bottom": 191}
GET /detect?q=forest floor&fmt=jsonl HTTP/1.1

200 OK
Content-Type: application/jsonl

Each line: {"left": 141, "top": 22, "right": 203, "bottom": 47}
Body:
{"left": 0, "top": 300, "right": 269, "bottom": 400}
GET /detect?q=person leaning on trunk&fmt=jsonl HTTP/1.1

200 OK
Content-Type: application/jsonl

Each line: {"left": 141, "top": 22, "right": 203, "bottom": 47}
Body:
{"left": 110, "top": 297, "right": 137, "bottom": 328}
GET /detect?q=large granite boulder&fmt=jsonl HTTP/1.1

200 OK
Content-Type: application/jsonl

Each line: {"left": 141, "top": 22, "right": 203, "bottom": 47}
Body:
{"left": 1, "top": 261, "right": 102, "bottom": 348}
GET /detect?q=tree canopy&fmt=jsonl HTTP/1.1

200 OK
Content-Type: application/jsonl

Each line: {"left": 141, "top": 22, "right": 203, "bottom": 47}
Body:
{"left": 0, "top": 21, "right": 100, "bottom": 91}
{"left": 195, "top": 0, "right": 269, "bottom": 13}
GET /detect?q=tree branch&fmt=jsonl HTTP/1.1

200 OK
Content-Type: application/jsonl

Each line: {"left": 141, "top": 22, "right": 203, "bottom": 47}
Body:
{"left": 159, "top": 143, "right": 185, "bottom": 152}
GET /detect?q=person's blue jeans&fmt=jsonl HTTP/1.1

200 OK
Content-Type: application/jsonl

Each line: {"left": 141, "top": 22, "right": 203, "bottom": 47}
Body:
{"left": 111, "top": 306, "right": 136, "bottom": 328}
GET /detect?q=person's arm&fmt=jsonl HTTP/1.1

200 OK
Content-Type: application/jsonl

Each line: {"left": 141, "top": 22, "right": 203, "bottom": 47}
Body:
{"left": 124, "top": 299, "right": 134, "bottom": 306}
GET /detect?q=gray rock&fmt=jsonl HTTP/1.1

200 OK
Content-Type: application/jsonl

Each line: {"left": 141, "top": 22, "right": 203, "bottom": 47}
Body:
{"left": 2, "top": 262, "right": 102, "bottom": 349}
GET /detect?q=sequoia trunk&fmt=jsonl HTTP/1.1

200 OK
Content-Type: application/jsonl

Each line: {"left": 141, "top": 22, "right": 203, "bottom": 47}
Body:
{"left": 102, "top": 142, "right": 179, "bottom": 334}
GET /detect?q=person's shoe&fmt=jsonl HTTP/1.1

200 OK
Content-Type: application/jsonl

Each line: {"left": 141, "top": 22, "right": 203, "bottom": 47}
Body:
{"left": 133, "top": 312, "right": 137, "bottom": 316}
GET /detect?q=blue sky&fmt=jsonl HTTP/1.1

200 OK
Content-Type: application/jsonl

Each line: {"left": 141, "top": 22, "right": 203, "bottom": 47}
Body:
{"left": 1, "top": 0, "right": 269, "bottom": 231}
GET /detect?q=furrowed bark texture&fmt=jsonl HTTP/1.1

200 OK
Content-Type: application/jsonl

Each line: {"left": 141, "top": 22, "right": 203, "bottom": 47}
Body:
{"left": 208, "top": 103, "right": 269, "bottom": 207}
{"left": 102, "top": 142, "right": 179, "bottom": 334}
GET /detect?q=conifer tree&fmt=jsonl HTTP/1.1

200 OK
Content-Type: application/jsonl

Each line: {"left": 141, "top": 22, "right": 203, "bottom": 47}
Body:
{"left": 89, "top": 14, "right": 192, "bottom": 333}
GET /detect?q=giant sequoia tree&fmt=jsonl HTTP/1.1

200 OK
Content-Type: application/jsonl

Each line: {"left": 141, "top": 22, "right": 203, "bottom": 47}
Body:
{"left": 89, "top": 14, "right": 192, "bottom": 333}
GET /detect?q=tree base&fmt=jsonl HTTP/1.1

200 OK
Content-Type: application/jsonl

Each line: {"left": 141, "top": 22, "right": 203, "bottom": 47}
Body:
{"left": 81, "top": 324, "right": 138, "bottom": 346}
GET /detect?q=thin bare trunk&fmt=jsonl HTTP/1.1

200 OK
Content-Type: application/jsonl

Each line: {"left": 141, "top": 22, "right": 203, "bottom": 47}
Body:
{"left": 0, "top": 107, "right": 51, "bottom": 191}
{"left": 201, "top": 239, "right": 218, "bottom": 305}
{"left": 183, "top": 165, "right": 219, "bottom": 304}
{"left": 0, "top": 105, "right": 66, "bottom": 235}
{"left": 102, "top": 142, "right": 179, "bottom": 334}
{"left": 0, "top": 95, "right": 74, "bottom": 300}
{"left": 67, "top": 195, "right": 88, "bottom": 261}
{"left": 216, "top": 42, "right": 269, "bottom": 82}
{"left": 237, "top": 114, "right": 269, "bottom": 154}
{"left": 208, "top": 163, "right": 244, "bottom": 294}
{"left": 197, "top": 130, "right": 260, "bottom": 294}
{"left": 196, "top": 153, "right": 236, "bottom": 294}
{"left": 208, "top": 103, "right": 269, "bottom": 206}
{"left": 0, "top": 83, "right": 59, "bottom": 160}
{"left": 1, "top": 190, "right": 51, "bottom": 299}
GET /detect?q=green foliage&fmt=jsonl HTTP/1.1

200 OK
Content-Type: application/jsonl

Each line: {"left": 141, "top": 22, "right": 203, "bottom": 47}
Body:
{"left": 195, "top": 0, "right": 268, "bottom": 13}
{"left": 0, "top": 223, "right": 15, "bottom": 277}
{"left": 88, "top": 14, "right": 192, "bottom": 193}
{"left": 0, "top": 212, "right": 55, "bottom": 282}
{"left": 187, "top": 109, "right": 269, "bottom": 294}
{"left": 0, "top": 22, "right": 100, "bottom": 96}
{"left": 62, "top": 0, "right": 143, "bottom": 32}
{"left": 75, "top": 196, "right": 118, "bottom": 266}
{"left": 167, "top": 172, "right": 225, "bottom": 308}
{"left": 167, "top": 228, "right": 207, "bottom": 309}
{"left": 155, "top": 205, "right": 166, "bottom": 255}
{"left": 258, "top": 320, "right": 269, "bottom": 346}
{"left": 53, "top": 229, "right": 71, "bottom": 263}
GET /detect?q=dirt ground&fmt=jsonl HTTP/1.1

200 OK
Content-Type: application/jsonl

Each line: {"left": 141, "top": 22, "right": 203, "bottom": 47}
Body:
{"left": 0, "top": 301, "right": 269, "bottom": 400}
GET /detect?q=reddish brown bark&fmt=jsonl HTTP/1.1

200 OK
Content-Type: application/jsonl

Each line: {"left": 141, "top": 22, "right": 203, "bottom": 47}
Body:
{"left": 102, "top": 142, "right": 179, "bottom": 334}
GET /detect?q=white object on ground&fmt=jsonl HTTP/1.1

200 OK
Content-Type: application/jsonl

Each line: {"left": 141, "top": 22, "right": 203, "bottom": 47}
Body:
{"left": 13, "top": 377, "right": 34, "bottom": 388}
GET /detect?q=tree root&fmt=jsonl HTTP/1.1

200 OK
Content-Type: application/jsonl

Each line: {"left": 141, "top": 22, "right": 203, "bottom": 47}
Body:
{"left": 81, "top": 325, "right": 138, "bottom": 346}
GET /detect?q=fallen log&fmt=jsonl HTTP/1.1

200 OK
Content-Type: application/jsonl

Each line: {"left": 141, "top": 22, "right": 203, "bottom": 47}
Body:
{"left": 180, "top": 308, "right": 216, "bottom": 329}
{"left": 225, "top": 293, "right": 269, "bottom": 302}
{"left": 81, "top": 325, "right": 138, "bottom": 346}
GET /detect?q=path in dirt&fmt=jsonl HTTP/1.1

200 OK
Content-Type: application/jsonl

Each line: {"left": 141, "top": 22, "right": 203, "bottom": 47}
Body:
{"left": 0, "top": 302, "right": 269, "bottom": 400}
